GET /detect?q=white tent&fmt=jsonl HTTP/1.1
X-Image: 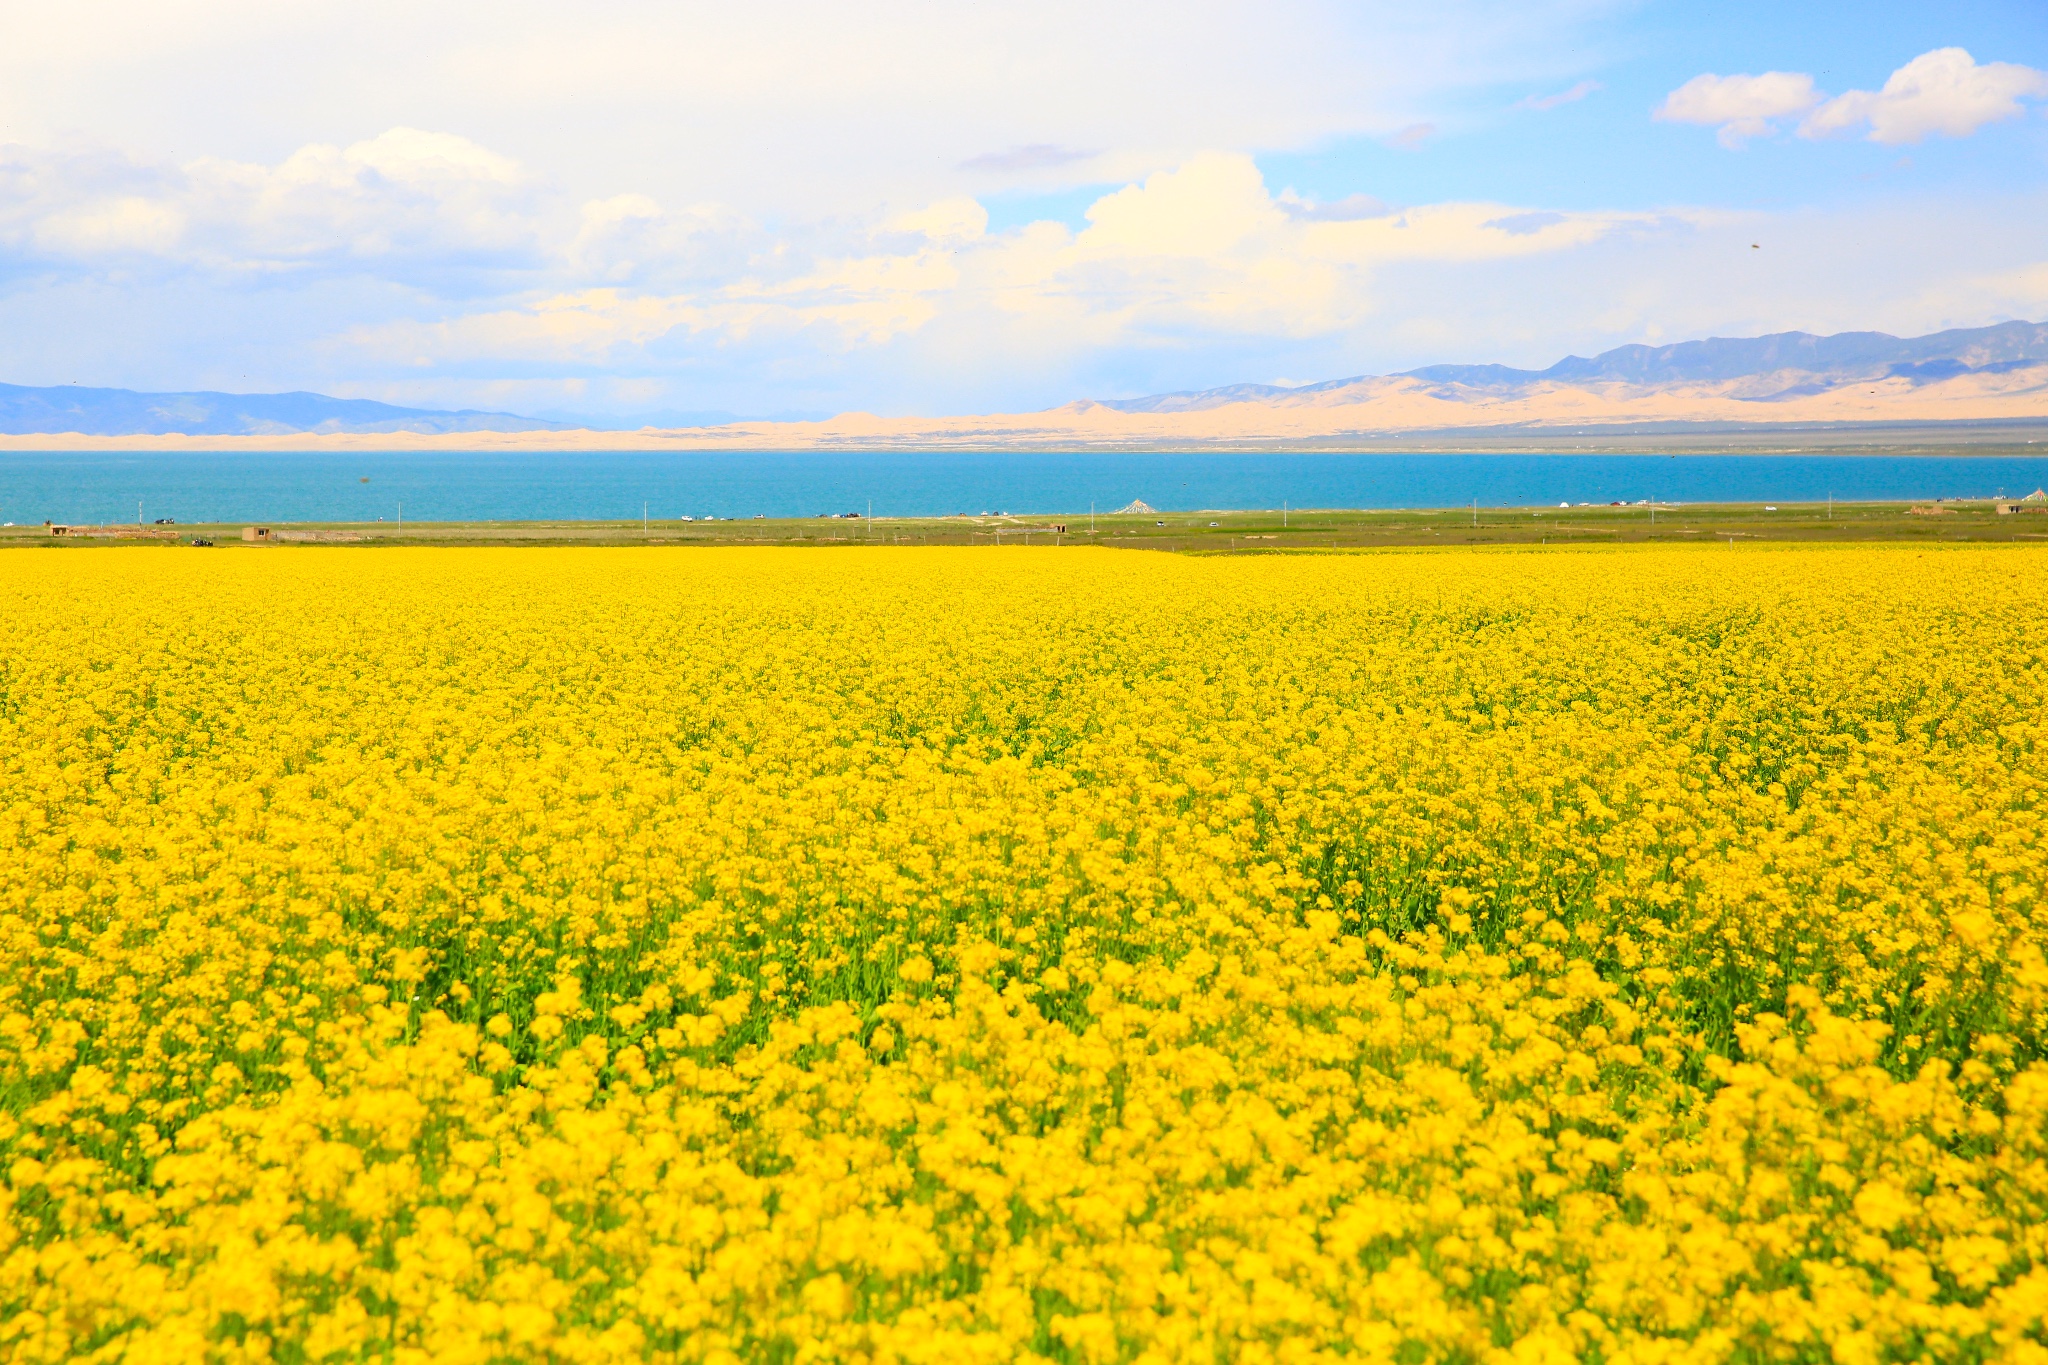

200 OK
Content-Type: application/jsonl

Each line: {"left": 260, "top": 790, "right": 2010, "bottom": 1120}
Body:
{"left": 1113, "top": 499, "right": 1157, "bottom": 515}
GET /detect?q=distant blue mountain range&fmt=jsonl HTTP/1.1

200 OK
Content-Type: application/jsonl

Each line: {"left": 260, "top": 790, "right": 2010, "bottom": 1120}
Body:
{"left": 1402, "top": 319, "right": 2048, "bottom": 387}
{"left": 0, "top": 384, "right": 566, "bottom": 436}
{"left": 1098, "top": 320, "right": 2048, "bottom": 413}
{"left": 10, "top": 319, "right": 2048, "bottom": 434}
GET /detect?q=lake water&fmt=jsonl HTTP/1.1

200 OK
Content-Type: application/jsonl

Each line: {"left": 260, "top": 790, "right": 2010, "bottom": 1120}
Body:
{"left": 3, "top": 449, "right": 2045, "bottom": 524}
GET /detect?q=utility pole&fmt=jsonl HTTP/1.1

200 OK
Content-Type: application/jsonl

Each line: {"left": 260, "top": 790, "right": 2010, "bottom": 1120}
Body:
{"left": 397, "top": 501, "right": 402, "bottom": 535}
{"left": 1828, "top": 491, "right": 1833, "bottom": 521}
{"left": 138, "top": 499, "right": 143, "bottom": 526}
{"left": 643, "top": 501, "right": 647, "bottom": 534}
{"left": 1472, "top": 498, "right": 1477, "bottom": 528}
{"left": 1090, "top": 501, "right": 1095, "bottom": 534}
{"left": 1283, "top": 500, "right": 1288, "bottom": 528}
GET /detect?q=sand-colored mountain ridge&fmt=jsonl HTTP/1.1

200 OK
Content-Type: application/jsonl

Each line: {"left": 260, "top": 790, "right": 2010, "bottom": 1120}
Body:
{"left": 6, "top": 322, "right": 2046, "bottom": 451}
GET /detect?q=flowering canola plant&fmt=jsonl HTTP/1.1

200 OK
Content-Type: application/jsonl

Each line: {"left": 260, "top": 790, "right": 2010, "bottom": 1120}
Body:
{"left": 3, "top": 544, "right": 2047, "bottom": 1364}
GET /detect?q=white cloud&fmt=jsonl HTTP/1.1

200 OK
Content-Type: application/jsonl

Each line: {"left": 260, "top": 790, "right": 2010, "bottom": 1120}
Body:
{"left": 1077, "top": 155, "right": 1283, "bottom": 258}
{"left": 35, "top": 197, "right": 189, "bottom": 256}
{"left": 344, "top": 290, "right": 703, "bottom": 367}
{"left": 1903, "top": 259, "right": 2048, "bottom": 322}
{"left": 958, "top": 146, "right": 1098, "bottom": 175}
{"left": 1276, "top": 191, "right": 1390, "bottom": 223}
{"left": 1661, "top": 49, "right": 2048, "bottom": 150}
{"left": 1802, "top": 48, "right": 2048, "bottom": 144}
{"left": 1517, "top": 79, "right": 1601, "bottom": 112}
{"left": 12, "top": 174, "right": 2040, "bottom": 422}
{"left": 337, "top": 153, "right": 1665, "bottom": 367}
{"left": 318, "top": 127, "right": 523, "bottom": 187}
{"left": 0, "top": 128, "right": 545, "bottom": 278}
{"left": 0, "top": 6, "right": 2039, "bottom": 421}
{"left": 1655, "top": 71, "right": 1820, "bottom": 148}
{"left": 890, "top": 199, "right": 989, "bottom": 243}
{"left": 568, "top": 194, "right": 753, "bottom": 287}
{"left": 0, "top": 0, "right": 1611, "bottom": 218}
{"left": 1297, "top": 191, "right": 2048, "bottom": 387}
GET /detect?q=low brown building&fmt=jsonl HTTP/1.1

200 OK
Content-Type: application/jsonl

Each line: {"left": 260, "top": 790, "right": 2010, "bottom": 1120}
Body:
{"left": 49, "top": 524, "right": 178, "bottom": 540}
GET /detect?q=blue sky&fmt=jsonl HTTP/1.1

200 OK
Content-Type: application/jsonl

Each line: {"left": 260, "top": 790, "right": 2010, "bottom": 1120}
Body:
{"left": 1279, "top": 3, "right": 2044, "bottom": 206}
{"left": 1, "top": 0, "right": 2043, "bottom": 422}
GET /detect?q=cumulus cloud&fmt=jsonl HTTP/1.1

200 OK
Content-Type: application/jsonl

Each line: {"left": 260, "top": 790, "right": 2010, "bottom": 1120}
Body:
{"left": 344, "top": 290, "right": 702, "bottom": 368}
{"left": 1661, "top": 49, "right": 2048, "bottom": 149}
{"left": 0, "top": 5, "right": 2038, "bottom": 421}
{"left": 0, "top": 145, "right": 183, "bottom": 260}
{"left": 890, "top": 198, "right": 990, "bottom": 242}
{"left": 1040, "top": 154, "right": 1653, "bottom": 338}
{"left": 338, "top": 152, "right": 1664, "bottom": 367}
{"left": 1, "top": 128, "right": 545, "bottom": 279}
{"left": 1802, "top": 48, "right": 2048, "bottom": 144}
{"left": 0, "top": 0, "right": 1621, "bottom": 222}
{"left": 1655, "top": 71, "right": 1820, "bottom": 148}
{"left": 568, "top": 194, "right": 755, "bottom": 288}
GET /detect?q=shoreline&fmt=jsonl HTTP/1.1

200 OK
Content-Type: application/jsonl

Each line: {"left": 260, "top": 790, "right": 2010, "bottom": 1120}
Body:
{"left": 3, "top": 420, "right": 2048, "bottom": 459}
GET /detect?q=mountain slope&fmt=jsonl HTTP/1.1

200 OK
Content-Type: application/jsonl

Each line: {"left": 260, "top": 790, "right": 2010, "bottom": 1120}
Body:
{"left": 1101, "top": 320, "right": 2048, "bottom": 413}
{"left": 0, "top": 384, "right": 565, "bottom": 436}
{"left": 3, "top": 320, "right": 2046, "bottom": 448}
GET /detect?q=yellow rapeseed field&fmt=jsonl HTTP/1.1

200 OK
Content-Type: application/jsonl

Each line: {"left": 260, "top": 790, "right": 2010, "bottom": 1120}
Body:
{"left": 4, "top": 544, "right": 2047, "bottom": 1364}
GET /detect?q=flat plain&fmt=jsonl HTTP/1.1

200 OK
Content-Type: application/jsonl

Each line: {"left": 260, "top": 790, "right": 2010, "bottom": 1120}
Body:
{"left": 7, "top": 496, "right": 2048, "bottom": 551}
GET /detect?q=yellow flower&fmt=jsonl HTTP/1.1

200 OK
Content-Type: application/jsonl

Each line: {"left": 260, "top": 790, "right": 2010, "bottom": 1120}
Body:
{"left": 2, "top": 543, "right": 2044, "bottom": 1363}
